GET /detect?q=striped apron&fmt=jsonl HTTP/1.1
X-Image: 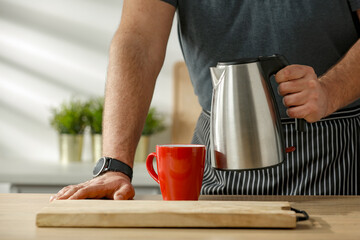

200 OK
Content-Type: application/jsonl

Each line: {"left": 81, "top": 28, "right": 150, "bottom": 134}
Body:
{"left": 191, "top": 107, "right": 360, "bottom": 195}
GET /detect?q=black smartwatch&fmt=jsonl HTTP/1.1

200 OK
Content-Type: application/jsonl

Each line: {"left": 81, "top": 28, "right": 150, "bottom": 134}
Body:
{"left": 93, "top": 157, "right": 133, "bottom": 181}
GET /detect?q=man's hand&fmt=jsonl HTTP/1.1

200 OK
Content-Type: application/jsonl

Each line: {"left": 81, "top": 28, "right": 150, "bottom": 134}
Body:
{"left": 50, "top": 0, "right": 175, "bottom": 202}
{"left": 50, "top": 172, "right": 135, "bottom": 201}
{"left": 275, "top": 65, "right": 330, "bottom": 123}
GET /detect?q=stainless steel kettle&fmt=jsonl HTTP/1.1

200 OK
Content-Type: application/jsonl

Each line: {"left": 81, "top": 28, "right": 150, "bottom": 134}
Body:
{"left": 209, "top": 54, "right": 305, "bottom": 170}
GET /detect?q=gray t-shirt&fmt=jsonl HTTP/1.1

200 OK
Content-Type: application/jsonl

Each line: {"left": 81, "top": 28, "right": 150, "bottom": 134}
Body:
{"left": 162, "top": 0, "right": 360, "bottom": 118}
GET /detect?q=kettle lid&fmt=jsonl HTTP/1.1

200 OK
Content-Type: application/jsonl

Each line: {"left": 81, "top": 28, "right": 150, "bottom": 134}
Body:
{"left": 218, "top": 57, "right": 258, "bottom": 66}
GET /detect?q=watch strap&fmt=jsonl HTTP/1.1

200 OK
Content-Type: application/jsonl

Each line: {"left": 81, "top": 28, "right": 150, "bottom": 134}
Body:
{"left": 105, "top": 157, "right": 133, "bottom": 181}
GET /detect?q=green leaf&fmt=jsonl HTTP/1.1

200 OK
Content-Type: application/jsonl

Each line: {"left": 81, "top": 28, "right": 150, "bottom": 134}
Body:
{"left": 142, "top": 107, "right": 166, "bottom": 136}
{"left": 50, "top": 98, "right": 88, "bottom": 134}
{"left": 84, "top": 97, "right": 104, "bottom": 134}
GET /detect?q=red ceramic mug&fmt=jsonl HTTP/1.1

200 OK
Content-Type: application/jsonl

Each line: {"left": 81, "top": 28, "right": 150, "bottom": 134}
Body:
{"left": 146, "top": 144, "right": 206, "bottom": 200}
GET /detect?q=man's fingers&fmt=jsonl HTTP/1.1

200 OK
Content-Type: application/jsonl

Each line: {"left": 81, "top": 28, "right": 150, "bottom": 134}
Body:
{"left": 55, "top": 185, "right": 72, "bottom": 197}
{"left": 282, "top": 91, "right": 307, "bottom": 108}
{"left": 56, "top": 186, "right": 83, "bottom": 200}
{"left": 50, "top": 185, "right": 75, "bottom": 202}
{"left": 275, "top": 65, "right": 315, "bottom": 83}
{"left": 277, "top": 77, "right": 312, "bottom": 96}
{"left": 113, "top": 184, "right": 135, "bottom": 200}
{"left": 287, "top": 103, "right": 322, "bottom": 123}
{"left": 274, "top": 64, "right": 328, "bottom": 123}
{"left": 286, "top": 105, "right": 310, "bottom": 119}
{"left": 114, "top": 192, "right": 125, "bottom": 200}
{"left": 50, "top": 182, "right": 92, "bottom": 201}
{"left": 68, "top": 185, "right": 104, "bottom": 200}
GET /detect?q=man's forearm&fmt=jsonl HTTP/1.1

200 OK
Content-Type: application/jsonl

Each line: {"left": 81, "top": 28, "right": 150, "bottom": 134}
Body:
{"left": 101, "top": 0, "right": 174, "bottom": 169}
{"left": 102, "top": 31, "right": 164, "bottom": 168}
{"left": 320, "top": 39, "right": 360, "bottom": 116}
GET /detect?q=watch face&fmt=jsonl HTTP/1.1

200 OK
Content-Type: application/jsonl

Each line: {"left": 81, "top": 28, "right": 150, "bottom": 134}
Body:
{"left": 93, "top": 157, "right": 106, "bottom": 177}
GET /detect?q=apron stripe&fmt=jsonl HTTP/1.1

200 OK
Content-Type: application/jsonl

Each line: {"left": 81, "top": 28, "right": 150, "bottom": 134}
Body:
{"left": 192, "top": 108, "right": 360, "bottom": 195}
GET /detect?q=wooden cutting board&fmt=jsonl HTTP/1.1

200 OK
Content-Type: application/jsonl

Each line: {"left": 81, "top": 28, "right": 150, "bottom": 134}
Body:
{"left": 36, "top": 200, "right": 297, "bottom": 228}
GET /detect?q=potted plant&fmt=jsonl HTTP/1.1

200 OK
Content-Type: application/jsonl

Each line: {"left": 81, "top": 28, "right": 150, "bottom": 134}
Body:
{"left": 85, "top": 97, "right": 104, "bottom": 162}
{"left": 134, "top": 107, "right": 166, "bottom": 163}
{"left": 50, "top": 99, "right": 88, "bottom": 164}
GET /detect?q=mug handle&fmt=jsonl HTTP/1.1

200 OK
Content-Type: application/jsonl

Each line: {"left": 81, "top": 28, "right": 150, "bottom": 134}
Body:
{"left": 146, "top": 152, "right": 160, "bottom": 184}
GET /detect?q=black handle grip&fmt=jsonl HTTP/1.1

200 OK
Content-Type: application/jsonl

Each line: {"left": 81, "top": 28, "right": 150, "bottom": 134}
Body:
{"left": 291, "top": 207, "right": 310, "bottom": 222}
{"left": 260, "top": 54, "right": 306, "bottom": 133}
{"left": 295, "top": 119, "right": 306, "bottom": 132}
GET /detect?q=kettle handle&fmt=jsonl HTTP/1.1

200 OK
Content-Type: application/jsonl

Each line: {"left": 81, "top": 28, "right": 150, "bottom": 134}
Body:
{"left": 259, "top": 54, "right": 306, "bottom": 132}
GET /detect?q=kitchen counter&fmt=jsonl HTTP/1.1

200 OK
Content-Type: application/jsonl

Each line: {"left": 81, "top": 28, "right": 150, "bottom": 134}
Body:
{"left": 1, "top": 194, "right": 359, "bottom": 240}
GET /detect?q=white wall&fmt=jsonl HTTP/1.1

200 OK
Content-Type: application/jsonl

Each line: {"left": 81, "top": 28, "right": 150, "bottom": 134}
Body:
{"left": 0, "top": 0, "right": 183, "bottom": 162}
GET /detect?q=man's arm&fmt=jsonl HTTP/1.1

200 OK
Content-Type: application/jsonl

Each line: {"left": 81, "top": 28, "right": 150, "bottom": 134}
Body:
{"left": 51, "top": 0, "right": 176, "bottom": 201}
{"left": 275, "top": 10, "right": 360, "bottom": 123}
{"left": 103, "top": 0, "right": 175, "bottom": 169}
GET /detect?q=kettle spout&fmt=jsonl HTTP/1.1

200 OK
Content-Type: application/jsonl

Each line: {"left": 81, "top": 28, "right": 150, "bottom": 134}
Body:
{"left": 210, "top": 67, "right": 225, "bottom": 87}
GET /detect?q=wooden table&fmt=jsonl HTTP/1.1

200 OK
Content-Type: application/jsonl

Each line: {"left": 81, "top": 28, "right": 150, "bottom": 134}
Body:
{"left": 1, "top": 194, "right": 359, "bottom": 240}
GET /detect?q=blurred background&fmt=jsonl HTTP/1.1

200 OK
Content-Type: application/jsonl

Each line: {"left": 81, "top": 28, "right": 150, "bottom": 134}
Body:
{"left": 0, "top": 0, "right": 184, "bottom": 193}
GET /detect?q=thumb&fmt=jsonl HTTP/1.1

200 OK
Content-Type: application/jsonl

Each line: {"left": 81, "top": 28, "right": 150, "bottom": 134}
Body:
{"left": 113, "top": 192, "right": 125, "bottom": 200}
{"left": 113, "top": 184, "right": 135, "bottom": 200}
